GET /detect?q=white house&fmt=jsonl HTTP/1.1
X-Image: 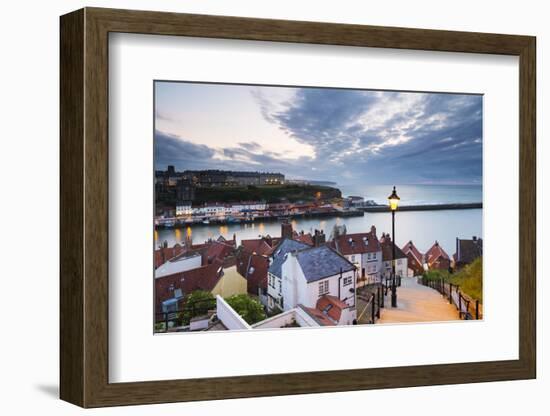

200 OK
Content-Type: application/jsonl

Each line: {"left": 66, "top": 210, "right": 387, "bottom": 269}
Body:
{"left": 266, "top": 242, "right": 357, "bottom": 325}
{"left": 267, "top": 239, "right": 311, "bottom": 311}
{"left": 331, "top": 226, "right": 383, "bottom": 285}
{"left": 231, "top": 201, "right": 266, "bottom": 214}
{"left": 192, "top": 203, "right": 226, "bottom": 217}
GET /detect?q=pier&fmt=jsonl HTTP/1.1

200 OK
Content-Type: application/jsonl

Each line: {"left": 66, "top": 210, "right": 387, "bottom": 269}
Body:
{"left": 361, "top": 202, "right": 482, "bottom": 213}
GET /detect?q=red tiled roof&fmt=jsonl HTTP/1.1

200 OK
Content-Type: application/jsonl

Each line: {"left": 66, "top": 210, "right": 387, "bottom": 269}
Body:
{"left": 244, "top": 254, "right": 269, "bottom": 295}
{"left": 298, "top": 305, "right": 336, "bottom": 326}
{"left": 425, "top": 241, "right": 450, "bottom": 267}
{"left": 380, "top": 237, "right": 407, "bottom": 262}
{"left": 154, "top": 243, "right": 185, "bottom": 268}
{"left": 204, "top": 240, "right": 235, "bottom": 264}
{"left": 402, "top": 240, "right": 423, "bottom": 265}
{"left": 333, "top": 231, "right": 380, "bottom": 255}
{"left": 155, "top": 261, "right": 223, "bottom": 313}
{"left": 316, "top": 295, "right": 348, "bottom": 322}
{"left": 292, "top": 231, "right": 314, "bottom": 246}
{"left": 241, "top": 238, "right": 274, "bottom": 256}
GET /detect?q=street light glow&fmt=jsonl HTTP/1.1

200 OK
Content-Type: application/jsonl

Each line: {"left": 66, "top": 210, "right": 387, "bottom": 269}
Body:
{"left": 388, "top": 186, "right": 400, "bottom": 211}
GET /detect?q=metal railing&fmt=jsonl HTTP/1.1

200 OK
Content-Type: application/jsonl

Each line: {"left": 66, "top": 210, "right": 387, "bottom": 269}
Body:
{"left": 356, "top": 283, "right": 384, "bottom": 324}
{"left": 419, "top": 277, "right": 482, "bottom": 320}
{"left": 155, "top": 298, "right": 217, "bottom": 332}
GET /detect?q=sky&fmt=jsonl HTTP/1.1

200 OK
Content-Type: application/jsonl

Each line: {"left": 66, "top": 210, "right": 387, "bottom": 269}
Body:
{"left": 154, "top": 81, "right": 482, "bottom": 187}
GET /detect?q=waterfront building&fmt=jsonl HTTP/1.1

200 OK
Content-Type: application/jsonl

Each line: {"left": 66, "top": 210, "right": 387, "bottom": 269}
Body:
{"left": 425, "top": 241, "right": 451, "bottom": 271}
{"left": 175, "top": 201, "right": 192, "bottom": 216}
{"left": 330, "top": 226, "right": 382, "bottom": 284}
{"left": 379, "top": 233, "right": 408, "bottom": 279}
{"left": 453, "top": 236, "right": 483, "bottom": 269}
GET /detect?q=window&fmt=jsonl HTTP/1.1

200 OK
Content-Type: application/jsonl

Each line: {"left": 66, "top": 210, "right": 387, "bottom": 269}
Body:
{"left": 367, "top": 253, "right": 372, "bottom": 260}
{"left": 319, "top": 280, "right": 329, "bottom": 296}
{"left": 351, "top": 255, "right": 356, "bottom": 262}
{"left": 343, "top": 276, "right": 353, "bottom": 286}
{"left": 372, "top": 252, "right": 377, "bottom": 259}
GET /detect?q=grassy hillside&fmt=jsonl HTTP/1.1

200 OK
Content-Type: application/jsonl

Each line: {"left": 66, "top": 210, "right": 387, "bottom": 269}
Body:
{"left": 422, "top": 257, "right": 483, "bottom": 302}
{"left": 194, "top": 184, "right": 342, "bottom": 204}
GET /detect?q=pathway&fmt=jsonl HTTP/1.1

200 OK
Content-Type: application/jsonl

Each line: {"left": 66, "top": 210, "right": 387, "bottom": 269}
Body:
{"left": 378, "top": 277, "right": 459, "bottom": 324}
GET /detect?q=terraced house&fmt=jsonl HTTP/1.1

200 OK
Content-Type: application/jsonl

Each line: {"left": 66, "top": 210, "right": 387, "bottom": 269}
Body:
{"left": 330, "top": 226, "right": 382, "bottom": 285}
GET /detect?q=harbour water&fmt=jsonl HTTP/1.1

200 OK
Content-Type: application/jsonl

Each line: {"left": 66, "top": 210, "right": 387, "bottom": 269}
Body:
{"left": 156, "top": 184, "right": 483, "bottom": 255}
{"left": 337, "top": 183, "right": 482, "bottom": 206}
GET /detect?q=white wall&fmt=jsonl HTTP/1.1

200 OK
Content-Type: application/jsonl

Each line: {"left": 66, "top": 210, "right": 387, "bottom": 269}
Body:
{"left": 215, "top": 295, "right": 252, "bottom": 330}
{"left": 0, "top": 1, "right": 546, "bottom": 416}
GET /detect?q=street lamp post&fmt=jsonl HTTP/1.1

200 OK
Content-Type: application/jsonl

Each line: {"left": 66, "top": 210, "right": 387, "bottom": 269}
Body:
{"left": 388, "top": 186, "right": 400, "bottom": 308}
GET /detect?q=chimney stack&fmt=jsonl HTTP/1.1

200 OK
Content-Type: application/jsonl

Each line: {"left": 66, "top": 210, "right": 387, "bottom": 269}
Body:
{"left": 281, "top": 221, "right": 293, "bottom": 240}
{"left": 370, "top": 225, "right": 377, "bottom": 236}
{"left": 313, "top": 229, "right": 326, "bottom": 247}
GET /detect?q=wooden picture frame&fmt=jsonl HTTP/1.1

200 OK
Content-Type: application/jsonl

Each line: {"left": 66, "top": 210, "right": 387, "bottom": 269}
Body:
{"left": 60, "top": 7, "right": 536, "bottom": 408}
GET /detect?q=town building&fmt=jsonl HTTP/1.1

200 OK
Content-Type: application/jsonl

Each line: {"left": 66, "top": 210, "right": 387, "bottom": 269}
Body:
{"left": 154, "top": 243, "right": 185, "bottom": 268}
{"left": 299, "top": 295, "right": 356, "bottom": 326}
{"left": 175, "top": 201, "right": 192, "bottom": 216}
{"left": 453, "top": 236, "right": 483, "bottom": 269}
{"left": 379, "top": 233, "right": 408, "bottom": 279}
{"left": 242, "top": 254, "right": 270, "bottom": 306}
{"left": 267, "top": 238, "right": 311, "bottom": 311}
{"left": 425, "top": 241, "right": 451, "bottom": 271}
{"left": 155, "top": 261, "right": 246, "bottom": 314}
{"left": 401, "top": 240, "right": 424, "bottom": 276}
{"left": 330, "top": 226, "right": 382, "bottom": 284}
{"left": 155, "top": 251, "right": 202, "bottom": 278}
{"left": 270, "top": 243, "right": 357, "bottom": 322}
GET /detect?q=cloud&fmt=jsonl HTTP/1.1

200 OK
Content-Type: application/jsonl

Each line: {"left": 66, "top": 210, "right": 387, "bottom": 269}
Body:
{"left": 258, "top": 88, "right": 482, "bottom": 184}
{"left": 155, "top": 86, "right": 482, "bottom": 186}
{"left": 155, "top": 130, "right": 313, "bottom": 178}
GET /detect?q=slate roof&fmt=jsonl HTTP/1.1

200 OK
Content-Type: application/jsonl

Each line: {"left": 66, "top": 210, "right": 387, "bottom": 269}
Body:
{"left": 454, "top": 237, "right": 483, "bottom": 265}
{"left": 295, "top": 245, "right": 356, "bottom": 282}
{"left": 268, "top": 238, "right": 310, "bottom": 278}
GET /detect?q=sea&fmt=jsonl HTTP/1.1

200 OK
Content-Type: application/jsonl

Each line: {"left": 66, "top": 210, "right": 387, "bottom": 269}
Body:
{"left": 155, "top": 184, "right": 482, "bottom": 256}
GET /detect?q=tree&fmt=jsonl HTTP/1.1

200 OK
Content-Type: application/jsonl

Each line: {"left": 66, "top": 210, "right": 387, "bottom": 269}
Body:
{"left": 225, "top": 294, "right": 266, "bottom": 325}
{"left": 180, "top": 290, "right": 215, "bottom": 325}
